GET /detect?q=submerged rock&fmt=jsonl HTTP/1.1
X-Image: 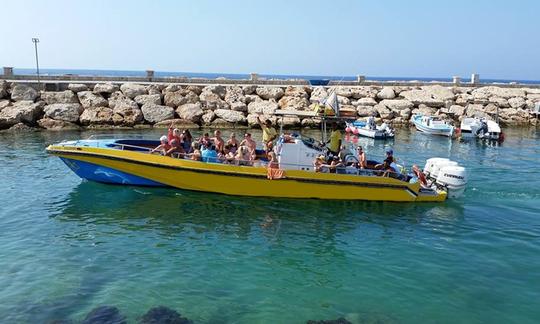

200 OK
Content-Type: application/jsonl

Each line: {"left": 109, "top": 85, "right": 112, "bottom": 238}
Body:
{"left": 139, "top": 306, "right": 192, "bottom": 324}
{"left": 38, "top": 117, "right": 80, "bottom": 130}
{"left": 82, "top": 306, "right": 126, "bottom": 324}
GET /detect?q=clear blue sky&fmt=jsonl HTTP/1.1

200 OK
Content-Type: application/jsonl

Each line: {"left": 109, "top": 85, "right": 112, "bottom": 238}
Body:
{"left": 1, "top": 0, "right": 539, "bottom": 79}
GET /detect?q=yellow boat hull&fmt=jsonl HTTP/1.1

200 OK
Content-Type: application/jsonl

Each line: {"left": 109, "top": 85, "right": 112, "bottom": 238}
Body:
{"left": 46, "top": 145, "right": 447, "bottom": 202}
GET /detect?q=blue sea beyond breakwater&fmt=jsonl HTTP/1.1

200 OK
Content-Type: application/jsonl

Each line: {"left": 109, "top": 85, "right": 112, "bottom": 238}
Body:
{"left": 0, "top": 128, "right": 539, "bottom": 323}
{"left": 11, "top": 68, "right": 540, "bottom": 85}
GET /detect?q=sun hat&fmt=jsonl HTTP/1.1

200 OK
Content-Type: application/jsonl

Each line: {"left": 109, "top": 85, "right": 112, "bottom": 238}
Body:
{"left": 386, "top": 148, "right": 393, "bottom": 154}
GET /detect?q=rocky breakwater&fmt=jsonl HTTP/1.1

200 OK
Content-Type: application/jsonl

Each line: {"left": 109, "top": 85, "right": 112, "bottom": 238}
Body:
{"left": 0, "top": 80, "right": 538, "bottom": 131}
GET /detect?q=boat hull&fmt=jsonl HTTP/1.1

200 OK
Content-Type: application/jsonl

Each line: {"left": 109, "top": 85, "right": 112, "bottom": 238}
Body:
{"left": 47, "top": 145, "right": 446, "bottom": 202}
{"left": 412, "top": 116, "right": 454, "bottom": 137}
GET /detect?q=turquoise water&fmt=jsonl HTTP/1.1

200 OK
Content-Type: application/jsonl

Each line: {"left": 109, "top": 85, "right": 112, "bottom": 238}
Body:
{"left": 0, "top": 128, "right": 539, "bottom": 323}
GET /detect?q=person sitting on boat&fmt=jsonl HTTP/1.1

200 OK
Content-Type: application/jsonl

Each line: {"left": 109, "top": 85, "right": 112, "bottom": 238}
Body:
{"left": 219, "top": 144, "right": 236, "bottom": 164}
{"left": 258, "top": 116, "right": 277, "bottom": 152}
{"left": 327, "top": 123, "right": 342, "bottom": 157}
{"left": 198, "top": 132, "right": 211, "bottom": 147}
{"left": 266, "top": 142, "right": 278, "bottom": 168}
{"left": 240, "top": 133, "right": 257, "bottom": 159}
{"left": 181, "top": 129, "right": 193, "bottom": 154}
{"left": 165, "top": 138, "right": 185, "bottom": 157}
{"left": 235, "top": 145, "right": 253, "bottom": 166}
{"left": 168, "top": 123, "right": 182, "bottom": 144}
{"left": 412, "top": 164, "right": 428, "bottom": 187}
{"left": 376, "top": 148, "right": 395, "bottom": 169}
{"left": 190, "top": 142, "right": 202, "bottom": 161}
{"left": 212, "top": 130, "right": 225, "bottom": 153}
{"left": 328, "top": 156, "right": 344, "bottom": 173}
{"left": 151, "top": 136, "right": 171, "bottom": 155}
{"left": 356, "top": 146, "right": 367, "bottom": 169}
{"left": 226, "top": 132, "right": 239, "bottom": 154}
{"left": 313, "top": 155, "right": 326, "bottom": 172}
{"left": 201, "top": 142, "right": 219, "bottom": 163}
{"left": 380, "top": 160, "right": 395, "bottom": 177}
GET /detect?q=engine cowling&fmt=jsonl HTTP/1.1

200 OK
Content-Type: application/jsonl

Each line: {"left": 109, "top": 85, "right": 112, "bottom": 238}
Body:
{"left": 436, "top": 165, "right": 467, "bottom": 198}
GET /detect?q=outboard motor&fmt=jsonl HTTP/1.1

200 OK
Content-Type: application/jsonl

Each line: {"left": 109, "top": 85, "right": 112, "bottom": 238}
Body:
{"left": 424, "top": 158, "right": 450, "bottom": 178}
{"left": 436, "top": 165, "right": 467, "bottom": 198}
{"left": 367, "top": 116, "right": 376, "bottom": 130}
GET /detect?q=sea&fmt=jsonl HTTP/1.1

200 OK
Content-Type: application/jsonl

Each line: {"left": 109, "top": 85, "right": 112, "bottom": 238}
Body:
{"left": 11, "top": 68, "right": 540, "bottom": 85}
{"left": 0, "top": 127, "right": 539, "bottom": 323}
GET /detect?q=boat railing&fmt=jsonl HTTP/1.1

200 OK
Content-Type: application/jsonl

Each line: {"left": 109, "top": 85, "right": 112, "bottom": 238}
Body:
{"left": 87, "top": 134, "right": 152, "bottom": 140}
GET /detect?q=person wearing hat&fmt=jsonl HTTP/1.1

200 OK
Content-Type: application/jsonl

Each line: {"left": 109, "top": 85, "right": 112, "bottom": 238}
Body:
{"left": 375, "top": 148, "right": 395, "bottom": 170}
{"left": 313, "top": 154, "right": 326, "bottom": 172}
{"left": 151, "top": 135, "right": 171, "bottom": 155}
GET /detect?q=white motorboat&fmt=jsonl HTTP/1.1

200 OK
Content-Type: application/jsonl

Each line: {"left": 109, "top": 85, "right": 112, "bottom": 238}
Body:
{"left": 460, "top": 117, "right": 502, "bottom": 141}
{"left": 411, "top": 114, "right": 454, "bottom": 137}
{"left": 345, "top": 117, "right": 395, "bottom": 139}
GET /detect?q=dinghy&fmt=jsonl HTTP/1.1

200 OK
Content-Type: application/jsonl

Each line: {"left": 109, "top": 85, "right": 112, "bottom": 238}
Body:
{"left": 460, "top": 117, "right": 502, "bottom": 141}
{"left": 412, "top": 114, "right": 454, "bottom": 137}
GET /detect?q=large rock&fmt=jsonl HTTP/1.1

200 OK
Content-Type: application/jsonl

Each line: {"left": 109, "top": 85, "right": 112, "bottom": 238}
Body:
{"left": 356, "top": 105, "right": 377, "bottom": 117}
{"left": 380, "top": 99, "right": 413, "bottom": 111}
{"left": 0, "top": 81, "right": 7, "bottom": 99}
{"left": 256, "top": 87, "right": 284, "bottom": 100}
{"left": 141, "top": 104, "right": 175, "bottom": 123}
{"left": 120, "top": 83, "right": 148, "bottom": 99}
{"left": 301, "top": 117, "right": 321, "bottom": 127}
{"left": 0, "top": 101, "right": 44, "bottom": 129}
{"left": 281, "top": 115, "right": 301, "bottom": 127}
{"left": 186, "top": 85, "right": 203, "bottom": 95}
{"left": 247, "top": 100, "right": 278, "bottom": 115}
{"left": 164, "top": 89, "right": 199, "bottom": 107}
{"left": 354, "top": 97, "right": 377, "bottom": 106}
{"left": 278, "top": 96, "right": 310, "bottom": 110}
{"left": 350, "top": 86, "right": 379, "bottom": 99}
{"left": 4, "top": 123, "right": 38, "bottom": 132}
{"left": 94, "top": 83, "right": 119, "bottom": 94}
{"left": 284, "top": 86, "right": 310, "bottom": 99}
{"left": 0, "top": 100, "right": 11, "bottom": 112}
{"left": 199, "top": 90, "right": 229, "bottom": 110}
{"left": 201, "top": 110, "right": 215, "bottom": 124}
{"left": 374, "top": 104, "right": 394, "bottom": 119}
{"left": 11, "top": 84, "right": 39, "bottom": 102}
{"left": 147, "top": 84, "right": 164, "bottom": 95}
{"left": 79, "top": 106, "right": 114, "bottom": 125}
{"left": 472, "top": 86, "right": 526, "bottom": 99}
{"left": 41, "top": 90, "right": 78, "bottom": 105}
{"left": 508, "top": 97, "right": 526, "bottom": 109}
{"left": 176, "top": 103, "right": 204, "bottom": 122}
{"left": 488, "top": 96, "right": 509, "bottom": 108}
{"left": 225, "top": 86, "right": 247, "bottom": 111}
{"left": 38, "top": 117, "right": 80, "bottom": 130}
{"left": 67, "top": 83, "right": 88, "bottom": 92}
{"left": 465, "top": 104, "right": 487, "bottom": 118}
{"left": 44, "top": 103, "right": 83, "bottom": 122}
{"left": 400, "top": 85, "right": 454, "bottom": 107}
{"left": 113, "top": 101, "right": 143, "bottom": 125}
{"left": 242, "top": 85, "right": 257, "bottom": 95}
{"left": 108, "top": 91, "right": 137, "bottom": 109}
{"left": 202, "top": 85, "right": 226, "bottom": 99}
{"left": 448, "top": 105, "right": 466, "bottom": 116}
{"left": 135, "top": 94, "right": 162, "bottom": 106}
{"left": 377, "top": 87, "right": 396, "bottom": 99}
{"left": 309, "top": 87, "right": 328, "bottom": 103}
{"left": 214, "top": 109, "right": 246, "bottom": 123}
{"left": 77, "top": 91, "right": 108, "bottom": 109}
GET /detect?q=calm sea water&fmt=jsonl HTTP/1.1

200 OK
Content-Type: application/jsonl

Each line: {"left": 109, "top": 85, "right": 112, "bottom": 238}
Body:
{"left": 0, "top": 127, "right": 539, "bottom": 323}
{"left": 12, "top": 68, "right": 540, "bottom": 85}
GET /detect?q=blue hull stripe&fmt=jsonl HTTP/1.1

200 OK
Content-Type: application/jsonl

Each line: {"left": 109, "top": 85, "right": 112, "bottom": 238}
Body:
{"left": 60, "top": 157, "right": 166, "bottom": 187}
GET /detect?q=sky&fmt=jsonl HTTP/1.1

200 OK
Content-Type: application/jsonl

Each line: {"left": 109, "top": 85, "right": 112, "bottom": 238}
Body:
{"left": 1, "top": 0, "right": 539, "bottom": 80}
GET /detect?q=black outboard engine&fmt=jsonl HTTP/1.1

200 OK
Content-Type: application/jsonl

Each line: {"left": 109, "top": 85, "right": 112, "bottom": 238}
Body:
{"left": 476, "top": 120, "right": 488, "bottom": 136}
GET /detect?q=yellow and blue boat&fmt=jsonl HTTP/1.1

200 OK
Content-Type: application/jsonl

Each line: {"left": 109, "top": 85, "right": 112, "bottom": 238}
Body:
{"left": 46, "top": 135, "right": 467, "bottom": 202}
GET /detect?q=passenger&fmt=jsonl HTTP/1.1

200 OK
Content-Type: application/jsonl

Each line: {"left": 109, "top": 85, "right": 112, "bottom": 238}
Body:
{"left": 338, "top": 145, "right": 349, "bottom": 164}
{"left": 381, "top": 160, "right": 395, "bottom": 177}
{"left": 327, "top": 123, "right": 342, "bottom": 157}
{"left": 226, "top": 132, "right": 239, "bottom": 154}
{"left": 240, "top": 133, "right": 257, "bottom": 159}
{"left": 190, "top": 142, "right": 202, "bottom": 161}
{"left": 328, "top": 156, "right": 343, "bottom": 173}
{"left": 375, "top": 148, "right": 395, "bottom": 170}
{"left": 412, "top": 164, "right": 428, "bottom": 187}
{"left": 151, "top": 135, "right": 171, "bottom": 155}
{"left": 357, "top": 146, "right": 367, "bottom": 169}
{"left": 201, "top": 142, "right": 219, "bottom": 163}
{"left": 198, "top": 132, "right": 211, "bottom": 147}
{"left": 258, "top": 116, "right": 277, "bottom": 151}
{"left": 235, "top": 145, "right": 253, "bottom": 166}
{"left": 266, "top": 142, "right": 279, "bottom": 169}
{"left": 219, "top": 144, "right": 236, "bottom": 164}
{"left": 181, "top": 129, "right": 193, "bottom": 153}
{"left": 167, "top": 123, "right": 182, "bottom": 144}
{"left": 212, "top": 130, "right": 225, "bottom": 153}
{"left": 313, "top": 155, "right": 326, "bottom": 172}
{"left": 165, "top": 138, "right": 185, "bottom": 157}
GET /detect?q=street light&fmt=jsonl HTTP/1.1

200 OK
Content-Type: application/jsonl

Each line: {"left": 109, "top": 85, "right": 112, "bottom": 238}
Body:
{"left": 32, "top": 37, "right": 41, "bottom": 90}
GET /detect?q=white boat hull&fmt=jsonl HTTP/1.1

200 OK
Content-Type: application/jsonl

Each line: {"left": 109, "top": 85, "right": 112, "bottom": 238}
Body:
{"left": 412, "top": 115, "right": 454, "bottom": 137}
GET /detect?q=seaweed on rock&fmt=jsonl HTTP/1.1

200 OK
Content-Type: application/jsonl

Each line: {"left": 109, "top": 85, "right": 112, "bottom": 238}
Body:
{"left": 139, "top": 306, "right": 193, "bottom": 324}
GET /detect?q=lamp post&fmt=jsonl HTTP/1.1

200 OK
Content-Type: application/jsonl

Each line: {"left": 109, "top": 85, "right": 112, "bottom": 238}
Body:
{"left": 32, "top": 37, "right": 41, "bottom": 90}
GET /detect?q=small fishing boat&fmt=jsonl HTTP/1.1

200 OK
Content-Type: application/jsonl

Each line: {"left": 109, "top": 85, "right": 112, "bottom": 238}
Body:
{"left": 412, "top": 114, "right": 454, "bottom": 137}
{"left": 460, "top": 117, "right": 502, "bottom": 141}
{"left": 345, "top": 116, "right": 394, "bottom": 139}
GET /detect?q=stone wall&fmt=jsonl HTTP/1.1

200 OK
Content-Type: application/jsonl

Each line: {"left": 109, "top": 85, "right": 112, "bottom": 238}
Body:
{"left": 0, "top": 80, "right": 538, "bottom": 131}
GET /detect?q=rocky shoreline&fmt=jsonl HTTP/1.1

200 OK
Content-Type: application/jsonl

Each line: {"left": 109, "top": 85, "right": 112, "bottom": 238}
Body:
{"left": 0, "top": 80, "right": 538, "bottom": 132}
